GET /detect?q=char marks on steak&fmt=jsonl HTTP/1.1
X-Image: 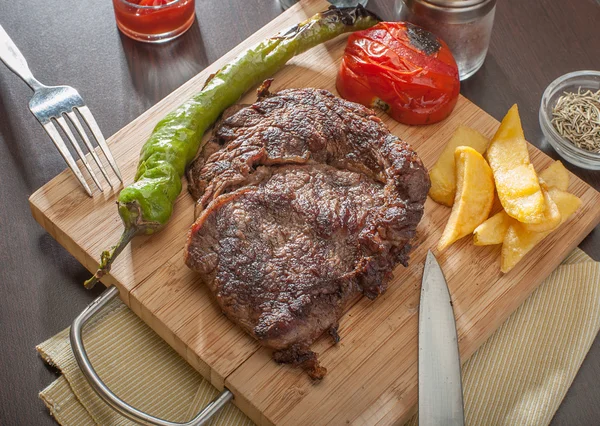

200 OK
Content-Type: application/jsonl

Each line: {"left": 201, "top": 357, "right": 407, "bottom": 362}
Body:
{"left": 185, "top": 83, "right": 430, "bottom": 379}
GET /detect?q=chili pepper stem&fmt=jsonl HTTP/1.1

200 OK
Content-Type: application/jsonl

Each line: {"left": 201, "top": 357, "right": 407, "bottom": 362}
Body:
{"left": 84, "top": 226, "right": 137, "bottom": 289}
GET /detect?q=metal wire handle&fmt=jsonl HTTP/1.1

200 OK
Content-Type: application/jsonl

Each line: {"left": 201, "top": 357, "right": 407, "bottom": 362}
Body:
{"left": 70, "top": 285, "right": 233, "bottom": 426}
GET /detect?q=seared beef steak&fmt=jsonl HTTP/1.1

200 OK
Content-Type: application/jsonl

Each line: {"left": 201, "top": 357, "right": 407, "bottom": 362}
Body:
{"left": 184, "top": 85, "right": 430, "bottom": 378}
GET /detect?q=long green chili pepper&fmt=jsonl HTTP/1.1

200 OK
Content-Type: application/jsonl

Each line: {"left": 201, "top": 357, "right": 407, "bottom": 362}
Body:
{"left": 85, "top": 6, "right": 380, "bottom": 289}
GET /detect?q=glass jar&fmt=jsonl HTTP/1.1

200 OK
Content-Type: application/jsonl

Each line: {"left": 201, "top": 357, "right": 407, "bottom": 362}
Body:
{"left": 112, "top": 0, "right": 196, "bottom": 43}
{"left": 396, "top": 0, "right": 496, "bottom": 80}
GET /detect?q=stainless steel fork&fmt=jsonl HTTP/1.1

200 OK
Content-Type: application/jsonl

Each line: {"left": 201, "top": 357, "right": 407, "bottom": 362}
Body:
{"left": 0, "top": 24, "right": 122, "bottom": 196}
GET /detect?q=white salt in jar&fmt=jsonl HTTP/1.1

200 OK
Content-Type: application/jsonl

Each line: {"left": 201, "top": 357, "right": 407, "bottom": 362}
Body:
{"left": 396, "top": 0, "right": 496, "bottom": 80}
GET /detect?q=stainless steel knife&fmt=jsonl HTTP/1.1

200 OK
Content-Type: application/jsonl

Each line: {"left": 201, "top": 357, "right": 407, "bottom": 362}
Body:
{"left": 419, "top": 250, "right": 465, "bottom": 426}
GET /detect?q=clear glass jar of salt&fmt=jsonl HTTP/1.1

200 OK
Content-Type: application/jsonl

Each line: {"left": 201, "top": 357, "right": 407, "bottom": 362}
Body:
{"left": 396, "top": 0, "right": 496, "bottom": 80}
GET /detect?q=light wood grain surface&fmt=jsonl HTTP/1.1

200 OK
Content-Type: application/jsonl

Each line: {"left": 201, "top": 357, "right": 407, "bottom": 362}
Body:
{"left": 26, "top": 0, "right": 600, "bottom": 425}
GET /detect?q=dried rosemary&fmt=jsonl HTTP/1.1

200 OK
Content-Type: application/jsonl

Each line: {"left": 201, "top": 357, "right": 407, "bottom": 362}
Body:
{"left": 551, "top": 88, "right": 600, "bottom": 153}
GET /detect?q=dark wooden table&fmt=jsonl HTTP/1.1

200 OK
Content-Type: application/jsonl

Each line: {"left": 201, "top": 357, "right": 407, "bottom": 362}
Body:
{"left": 0, "top": 1, "right": 598, "bottom": 424}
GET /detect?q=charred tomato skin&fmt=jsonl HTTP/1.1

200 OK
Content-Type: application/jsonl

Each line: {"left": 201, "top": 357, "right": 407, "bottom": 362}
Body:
{"left": 336, "top": 22, "right": 460, "bottom": 125}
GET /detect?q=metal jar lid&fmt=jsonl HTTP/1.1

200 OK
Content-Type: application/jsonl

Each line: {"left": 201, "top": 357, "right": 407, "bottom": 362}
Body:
{"left": 403, "top": 0, "right": 496, "bottom": 24}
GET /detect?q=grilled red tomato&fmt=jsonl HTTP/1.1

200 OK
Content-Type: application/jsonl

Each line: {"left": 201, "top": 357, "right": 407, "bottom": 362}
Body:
{"left": 336, "top": 22, "right": 460, "bottom": 125}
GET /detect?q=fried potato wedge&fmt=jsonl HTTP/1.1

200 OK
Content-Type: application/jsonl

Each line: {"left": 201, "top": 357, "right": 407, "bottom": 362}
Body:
{"left": 486, "top": 105, "right": 545, "bottom": 223}
{"left": 521, "top": 186, "right": 561, "bottom": 233}
{"left": 501, "top": 188, "right": 582, "bottom": 273}
{"left": 438, "top": 146, "right": 495, "bottom": 252}
{"left": 429, "top": 125, "right": 490, "bottom": 206}
{"left": 473, "top": 210, "right": 511, "bottom": 246}
{"left": 475, "top": 162, "right": 568, "bottom": 241}
{"left": 539, "top": 160, "right": 569, "bottom": 191}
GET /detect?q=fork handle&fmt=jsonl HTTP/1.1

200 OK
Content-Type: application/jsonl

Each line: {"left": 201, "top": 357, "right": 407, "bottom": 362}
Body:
{"left": 0, "top": 24, "right": 44, "bottom": 91}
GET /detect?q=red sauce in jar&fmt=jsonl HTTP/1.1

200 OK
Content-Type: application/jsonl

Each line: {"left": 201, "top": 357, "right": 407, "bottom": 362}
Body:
{"left": 113, "top": 0, "right": 195, "bottom": 42}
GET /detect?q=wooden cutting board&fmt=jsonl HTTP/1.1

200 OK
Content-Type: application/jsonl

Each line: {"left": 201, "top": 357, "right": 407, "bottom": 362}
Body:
{"left": 29, "top": 0, "right": 600, "bottom": 424}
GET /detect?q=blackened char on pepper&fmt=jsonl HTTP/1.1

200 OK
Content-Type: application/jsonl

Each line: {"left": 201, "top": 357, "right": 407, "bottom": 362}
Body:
{"left": 184, "top": 83, "right": 430, "bottom": 379}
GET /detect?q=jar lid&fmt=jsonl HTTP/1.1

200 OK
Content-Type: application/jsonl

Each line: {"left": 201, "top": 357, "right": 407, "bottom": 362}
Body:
{"left": 404, "top": 0, "right": 496, "bottom": 23}
{"left": 425, "top": 0, "right": 489, "bottom": 6}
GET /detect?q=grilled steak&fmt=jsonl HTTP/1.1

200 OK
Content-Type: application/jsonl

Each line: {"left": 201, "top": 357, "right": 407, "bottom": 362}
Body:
{"left": 185, "top": 83, "right": 429, "bottom": 378}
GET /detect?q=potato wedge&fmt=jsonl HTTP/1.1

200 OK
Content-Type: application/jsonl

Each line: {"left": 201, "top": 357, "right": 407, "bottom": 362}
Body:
{"left": 539, "top": 160, "right": 569, "bottom": 191}
{"left": 521, "top": 186, "right": 561, "bottom": 233}
{"left": 438, "top": 146, "right": 495, "bottom": 252}
{"left": 486, "top": 105, "right": 545, "bottom": 223}
{"left": 476, "top": 162, "right": 568, "bottom": 240}
{"left": 501, "top": 188, "right": 582, "bottom": 273}
{"left": 429, "top": 125, "right": 490, "bottom": 206}
{"left": 473, "top": 210, "right": 511, "bottom": 246}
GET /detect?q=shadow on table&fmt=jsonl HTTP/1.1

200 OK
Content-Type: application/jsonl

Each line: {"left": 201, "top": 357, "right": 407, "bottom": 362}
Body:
{"left": 37, "top": 232, "right": 106, "bottom": 332}
{"left": 0, "top": 77, "right": 39, "bottom": 193}
{"left": 118, "top": 17, "right": 209, "bottom": 108}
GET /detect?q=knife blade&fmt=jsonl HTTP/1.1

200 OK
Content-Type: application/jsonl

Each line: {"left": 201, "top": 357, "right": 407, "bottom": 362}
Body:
{"left": 419, "top": 250, "right": 465, "bottom": 426}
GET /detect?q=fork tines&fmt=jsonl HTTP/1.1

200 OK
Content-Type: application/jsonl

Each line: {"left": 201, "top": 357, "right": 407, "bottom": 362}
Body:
{"left": 43, "top": 106, "right": 122, "bottom": 196}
